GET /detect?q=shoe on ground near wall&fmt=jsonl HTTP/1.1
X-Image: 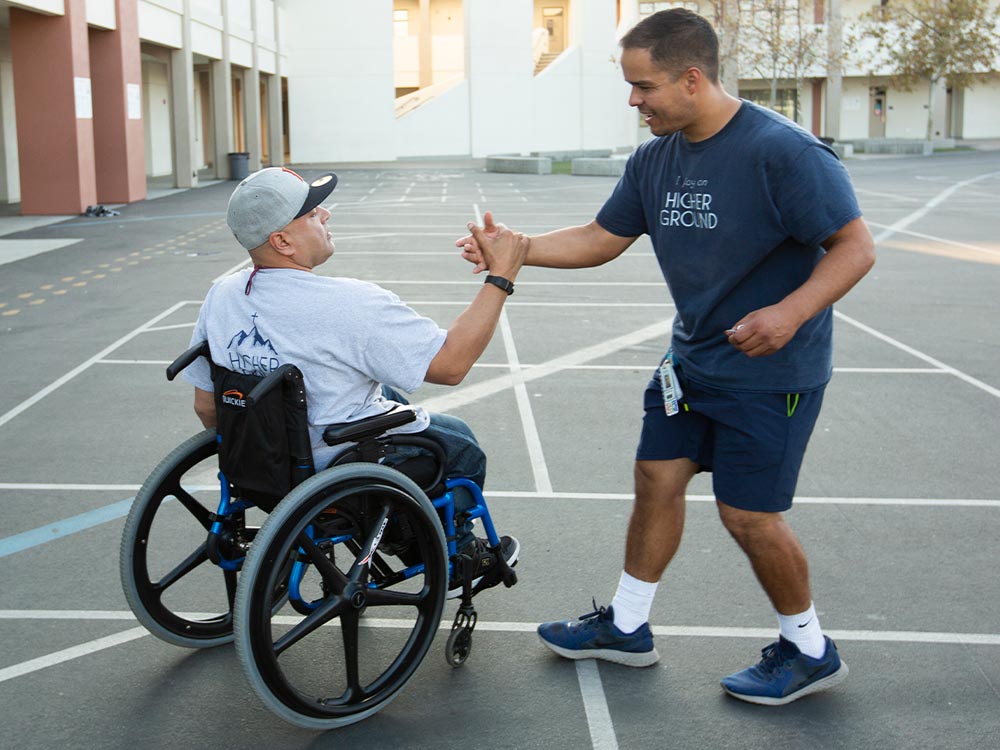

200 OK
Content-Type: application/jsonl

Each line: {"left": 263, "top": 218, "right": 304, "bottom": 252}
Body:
{"left": 720, "top": 635, "right": 849, "bottom": 706}
{"left": 537, "top": 602, "right": 660, "bottom": 667}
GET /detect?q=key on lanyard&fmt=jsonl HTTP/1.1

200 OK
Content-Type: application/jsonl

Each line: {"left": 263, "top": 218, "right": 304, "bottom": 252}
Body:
{"left": 658, "top": 350, "right": 684, "bottom": 417}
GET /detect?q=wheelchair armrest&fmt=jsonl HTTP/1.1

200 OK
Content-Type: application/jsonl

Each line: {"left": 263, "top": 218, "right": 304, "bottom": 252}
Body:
{"left": 246, "top": 364, "right": 304, "bottom": 406}
{"left": 166, "top": 340, "right": 210, "bottom": 381}
{"left": 322, "top": 407, "right": 418, "bottom": 447}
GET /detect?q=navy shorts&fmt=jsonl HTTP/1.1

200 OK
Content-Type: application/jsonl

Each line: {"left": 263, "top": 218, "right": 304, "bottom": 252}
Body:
{"left": 635, "top": 367, "right": 825, "bottom": 513}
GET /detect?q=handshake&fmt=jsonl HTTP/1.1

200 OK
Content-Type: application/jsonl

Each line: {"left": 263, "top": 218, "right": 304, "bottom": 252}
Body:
{"left": 455, "top": 211, "right": 530, "bottom": 281}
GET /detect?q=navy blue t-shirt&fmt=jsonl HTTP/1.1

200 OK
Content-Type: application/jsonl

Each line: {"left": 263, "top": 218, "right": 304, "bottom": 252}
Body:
{"left": 596, "top": 101, "right": 862, "bottom": 392}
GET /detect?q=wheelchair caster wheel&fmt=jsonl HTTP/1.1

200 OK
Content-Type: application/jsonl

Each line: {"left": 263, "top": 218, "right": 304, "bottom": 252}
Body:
{"left": 445, "top": 626, "right": 472, "bottom": 667}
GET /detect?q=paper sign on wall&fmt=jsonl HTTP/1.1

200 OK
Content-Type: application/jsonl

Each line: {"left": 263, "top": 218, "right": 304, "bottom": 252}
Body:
{"left": 74, "top": 77, "right": 92, "bottom": 119}
{"left": 127, "top": 84, "right": 141, "bottom": 120}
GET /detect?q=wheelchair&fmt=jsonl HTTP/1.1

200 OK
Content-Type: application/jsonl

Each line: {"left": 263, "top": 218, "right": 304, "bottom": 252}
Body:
{"left": 120, "top": 341, "right": 517, "bottom": 730}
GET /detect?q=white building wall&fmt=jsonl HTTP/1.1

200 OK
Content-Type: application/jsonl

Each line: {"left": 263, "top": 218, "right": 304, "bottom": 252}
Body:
{"left": 884, "top": 86, "right": 933, "bottom": 139}
{"left": 963, "top": 75, "right": 1000, "bottom": 138}
{"left": 87, "top": 0, "right": 117, "bottom": 29}
{"left": 575, "top": 0, "right": 631, "bottom": 150}
{"left": 531, "top": 47, "right": 583, "bottom": 152}
{"left": 838, "top": 78, "right": 869, "bottom": 140}
{"left": 285, "top": 0, "right": 396, "bottom": 163}
{"left": 396, "top": 79, "right": 470, "bottom": 156}
{"left": 465, "top": 0, "right": 534, "bottom": 157}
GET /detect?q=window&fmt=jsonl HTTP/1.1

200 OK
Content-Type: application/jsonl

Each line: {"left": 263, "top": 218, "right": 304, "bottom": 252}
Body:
{"left": 741, "top": 88, "right": 799, "bottom": 123}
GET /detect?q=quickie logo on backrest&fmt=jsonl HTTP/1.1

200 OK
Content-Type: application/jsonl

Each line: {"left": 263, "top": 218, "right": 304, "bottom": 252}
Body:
{"left": 222, "top": 389, "right": 247, "bottom": 408}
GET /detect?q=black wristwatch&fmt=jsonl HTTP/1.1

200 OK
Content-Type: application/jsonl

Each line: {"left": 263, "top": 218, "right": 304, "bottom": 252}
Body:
{"left": 484, "top": 275, "right": 515, "bottom": 295}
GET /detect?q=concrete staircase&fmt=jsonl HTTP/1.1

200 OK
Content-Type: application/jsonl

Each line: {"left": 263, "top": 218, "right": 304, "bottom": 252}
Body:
{"left": 534, "top": 52, "right": 559, "bottom": 75}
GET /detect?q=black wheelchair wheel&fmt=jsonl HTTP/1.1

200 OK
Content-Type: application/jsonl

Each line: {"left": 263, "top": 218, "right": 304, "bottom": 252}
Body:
{"left": 120, "top": 429, "right": 260, "bottom": 648}
{"left": 234, "top": 464, "right": 448, "bottom": 729}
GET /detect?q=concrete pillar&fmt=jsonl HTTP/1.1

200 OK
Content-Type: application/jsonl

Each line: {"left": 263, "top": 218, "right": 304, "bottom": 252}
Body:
{"left": 245, "top": 0, "right": 262, "bottom": 171}
{"left": 824, "top": 0, "right": 843, "bottom": 141}
{"left": 171, "top": 0, "right": 198, "bottom": 188}
{"left": 243, "top": 66, "right": 261, "bottom": 171}
{"left": 0, "top": 60, "right": 20, "bottom": 204}
{"left": 89, "top": 0, "right": 146, "bottom": 203}
{"left": 10, "top": 0, "right": 97, "bottom": 214}
{"left": 211, "top": 58, "right": 233, "bottom": 178}
{"left": 212, "top": 0, "right": 234, "bottom": 178}
{"left": 419, "top": 0, "right": 433, "bottom": 89}
{"left": 717, "top": 0, "right": 740, "bottom": 97}
{"left": 266, "top": 0, "right": 284, "bottom": 166}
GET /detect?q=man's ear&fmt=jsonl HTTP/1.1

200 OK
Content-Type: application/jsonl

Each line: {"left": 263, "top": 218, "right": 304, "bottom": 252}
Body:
{"left": 267, "top": 230, "right": 295, "bottom": 257}
{"left": 683, "top": 67, "right": 701, "bottom": 93}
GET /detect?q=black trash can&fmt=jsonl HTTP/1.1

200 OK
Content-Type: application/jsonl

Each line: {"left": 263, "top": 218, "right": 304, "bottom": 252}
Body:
{"left": 228, "top": 152, "right": 250, "bottom": 181}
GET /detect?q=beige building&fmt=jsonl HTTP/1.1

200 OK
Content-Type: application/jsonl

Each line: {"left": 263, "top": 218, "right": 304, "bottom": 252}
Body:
{"left": 0, "top": 0, "right": 997, "bottom": 215}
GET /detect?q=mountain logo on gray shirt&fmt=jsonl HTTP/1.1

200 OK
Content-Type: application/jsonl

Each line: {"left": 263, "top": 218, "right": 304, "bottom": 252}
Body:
{"left": 226, "top": 313, "right": 280, "bottom": 375}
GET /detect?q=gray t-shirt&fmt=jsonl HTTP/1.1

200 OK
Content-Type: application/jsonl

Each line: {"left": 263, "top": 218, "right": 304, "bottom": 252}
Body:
{"left": 184, "top": 267, "right": 447, "bottom": 467}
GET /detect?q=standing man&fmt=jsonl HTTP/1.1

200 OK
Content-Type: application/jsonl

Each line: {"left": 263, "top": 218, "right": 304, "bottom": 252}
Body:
{"left": 457, "top": 9, "right": 874, "bottom": 705}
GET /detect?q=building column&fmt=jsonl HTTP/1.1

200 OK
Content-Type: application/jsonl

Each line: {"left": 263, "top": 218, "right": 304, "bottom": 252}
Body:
{"left": 717, "top": 0, "right": 740, "bottom": 97}
{"left": 212, "top": 0, "right": 234, "bottom": 178}
{"left": 419, "top": 0, "right": 433, "bottom": 89}
{"left": 824, "top": 0, "right": 843, "bottom": 141}
{"left": 0, "top": 59, "right": 20, "bottom": 204}
{"left": 266, "top": 1, "right": 284, "bottom": 166}
{"left": 89, "top": 0, "right": 146, "bottom": 203}
{"left": 245, "top": 0, "right": 262, "bottom": 171}
{"left": 171, "top": 0, "right": 198, "bottom": 188}
{"left": 10, "top": 0, "right": 97, "bottom": 214}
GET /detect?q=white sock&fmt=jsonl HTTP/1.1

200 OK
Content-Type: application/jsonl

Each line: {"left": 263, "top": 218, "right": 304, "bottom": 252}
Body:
{"left": 610, "top": 571, "right": 658, "bottom": 634}
{"left": 777, "top": 602, "right": 826, "bottom": 659}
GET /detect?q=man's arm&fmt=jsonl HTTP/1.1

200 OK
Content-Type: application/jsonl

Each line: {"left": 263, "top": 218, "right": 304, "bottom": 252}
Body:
{"left": 457, "top": 213, "right": 636, "bottom": 272}
{"left": 193, "top": 387, "right": 217, "bottom": 428}
{"left": 425, "top": 222, "right": 529, "bottom": 385}
{"left": 727, "top": 217, "right": 876, "bottom": 357}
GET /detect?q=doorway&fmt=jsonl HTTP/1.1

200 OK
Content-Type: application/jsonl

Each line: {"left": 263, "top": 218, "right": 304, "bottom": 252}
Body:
{"left": 869, "top": 86, "right": 886, "bottom": 138}
{"left": 543, "top": 7, "right": 565, "bottom": 54}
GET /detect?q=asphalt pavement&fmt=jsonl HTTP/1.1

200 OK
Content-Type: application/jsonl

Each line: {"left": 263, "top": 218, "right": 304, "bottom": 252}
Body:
{"left": 1, "top": 151, "right": 998, "bottom": 749}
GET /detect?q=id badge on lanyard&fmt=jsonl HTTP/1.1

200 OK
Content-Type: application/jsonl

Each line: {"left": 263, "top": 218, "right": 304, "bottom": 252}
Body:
{"left": 658, "top": 349, "right": 684, "bottom": 417}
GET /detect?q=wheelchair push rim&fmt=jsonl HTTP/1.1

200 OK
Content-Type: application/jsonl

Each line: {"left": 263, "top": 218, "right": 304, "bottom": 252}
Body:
{"left": 120, "top": 429, "right": 256, "bottom": 648}
{"left": 234, "top": 463, "right": 448, "bottom": 730}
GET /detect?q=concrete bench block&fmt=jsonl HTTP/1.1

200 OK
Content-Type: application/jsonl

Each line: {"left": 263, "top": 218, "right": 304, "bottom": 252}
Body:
{"left": 571, "top": 157, "right": 628, "bottom": 176}
{"left": 486, "top": 156, "right": 552, "bottom": 174}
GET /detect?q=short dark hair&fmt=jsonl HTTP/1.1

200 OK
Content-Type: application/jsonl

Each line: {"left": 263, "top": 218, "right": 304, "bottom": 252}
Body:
{"left": 620, "top": 9, "right": 719, "bottom": 83}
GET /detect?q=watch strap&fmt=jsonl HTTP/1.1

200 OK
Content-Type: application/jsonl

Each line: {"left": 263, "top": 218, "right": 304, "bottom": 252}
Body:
{"left": 484, "top": 275, "right": 515, "bottom": 295}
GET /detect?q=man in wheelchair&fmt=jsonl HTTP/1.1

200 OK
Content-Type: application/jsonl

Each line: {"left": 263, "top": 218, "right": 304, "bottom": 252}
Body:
{"left": 184, "top": 166, "right": 527, "bottom": 597}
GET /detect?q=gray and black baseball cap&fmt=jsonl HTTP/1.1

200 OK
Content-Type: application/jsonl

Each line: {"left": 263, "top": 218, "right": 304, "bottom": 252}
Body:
{"left": 226, "top": 167, "right": 338, "bottom": 250}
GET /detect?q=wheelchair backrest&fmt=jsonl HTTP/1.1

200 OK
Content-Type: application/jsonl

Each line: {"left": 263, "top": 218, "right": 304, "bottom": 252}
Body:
{"left": 168, "top": 340, "right": 314, "bottom": 512}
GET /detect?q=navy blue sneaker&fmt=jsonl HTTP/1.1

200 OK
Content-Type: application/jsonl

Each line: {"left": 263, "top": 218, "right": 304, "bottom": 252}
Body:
{"left": 721, "top": 636, "right": 848, "bottom": 705}
{"left": 537, "top": 602, "right": 659, "bottom": 667}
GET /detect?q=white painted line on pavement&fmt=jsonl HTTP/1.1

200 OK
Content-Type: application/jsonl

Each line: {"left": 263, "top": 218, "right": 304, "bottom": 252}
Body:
{"left": 867, "top": 221, "right": 1000, "bottom": 258}
{"left": 500, "top": 310, "right": 553, "bottom": 494}
{"left": 576, "top": 660, "right": 620, "bottom": 750}
{"left": 834, "top": 310, "right": 1000, "bottom": 400}
{"left": 872, "top": 170, "right": 1000, "bottom": 245}
{"left": 419, "top": 319, "right": 672, "bottom": 413}
{"left": 0, "top": 301, "right": 192, "bottom": 430}
{"left": 0, "top": 627, "right": 149, "bottom": 684}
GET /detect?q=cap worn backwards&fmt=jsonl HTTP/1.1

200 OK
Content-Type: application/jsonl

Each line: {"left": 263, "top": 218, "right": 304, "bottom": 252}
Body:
{"left": 226, "top": 167, "right": 338, "bottom": 251}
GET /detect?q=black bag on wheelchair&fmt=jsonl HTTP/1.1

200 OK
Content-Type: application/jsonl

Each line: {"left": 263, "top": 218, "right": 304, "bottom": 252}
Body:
{"left": 213, "top": 365, "right": 313, "bottom": 512}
